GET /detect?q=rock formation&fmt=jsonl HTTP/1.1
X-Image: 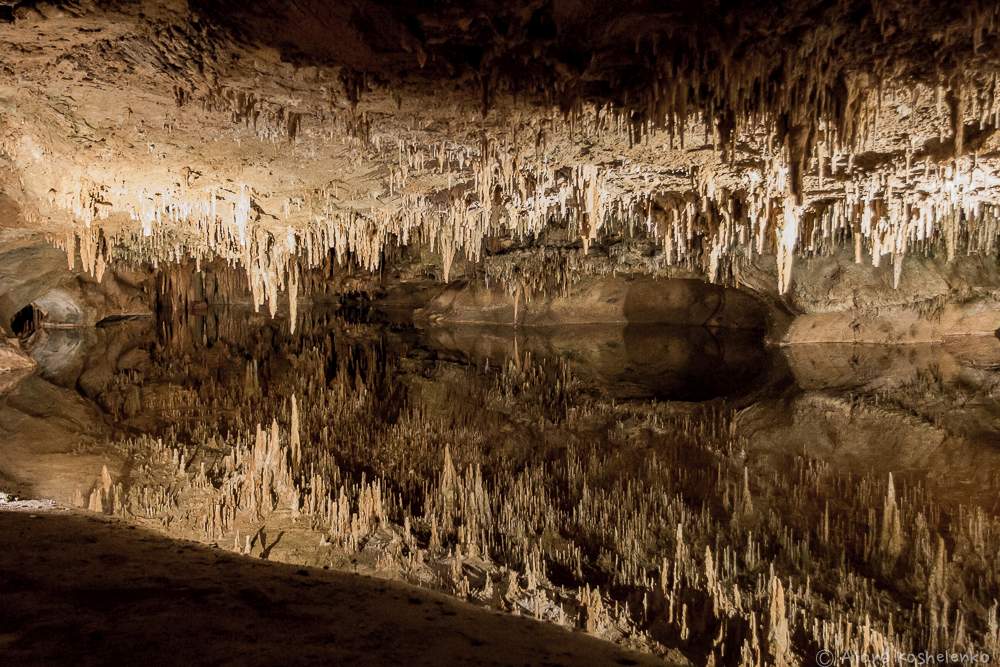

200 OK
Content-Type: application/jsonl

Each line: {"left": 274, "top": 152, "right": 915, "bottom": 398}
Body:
{"left": 2, "top": 0, "right": 1000, "bottom": 340}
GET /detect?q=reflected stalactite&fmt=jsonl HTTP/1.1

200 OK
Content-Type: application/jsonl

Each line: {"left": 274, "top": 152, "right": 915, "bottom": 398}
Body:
{"left": 51, "top": 308, "right": 1000, "bottom": 664}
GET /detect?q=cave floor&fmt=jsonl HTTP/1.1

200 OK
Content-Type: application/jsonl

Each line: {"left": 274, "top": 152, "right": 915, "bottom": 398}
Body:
{"left": 0, "top": 504, "right": 661, "bottom": 667}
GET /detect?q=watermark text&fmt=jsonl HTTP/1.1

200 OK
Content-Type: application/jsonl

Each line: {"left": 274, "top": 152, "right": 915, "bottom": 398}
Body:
{"left": 815, "top": 649, "right": 993, "bottom": 666}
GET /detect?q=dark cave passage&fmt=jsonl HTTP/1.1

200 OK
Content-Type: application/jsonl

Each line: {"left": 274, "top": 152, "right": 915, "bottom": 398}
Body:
{"left": 10, "top": 302, "right": 40, "bottom": 338}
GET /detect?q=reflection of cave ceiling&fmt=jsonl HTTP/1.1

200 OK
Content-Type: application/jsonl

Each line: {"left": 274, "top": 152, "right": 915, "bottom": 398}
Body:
{"left": 3, "top": 0, "right": 1000, "bottom": 318}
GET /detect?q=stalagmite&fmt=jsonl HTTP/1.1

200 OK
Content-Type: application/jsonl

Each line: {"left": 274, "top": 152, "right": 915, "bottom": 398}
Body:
{"left": 768, "top": 575, "right": 791, "bottom": 665}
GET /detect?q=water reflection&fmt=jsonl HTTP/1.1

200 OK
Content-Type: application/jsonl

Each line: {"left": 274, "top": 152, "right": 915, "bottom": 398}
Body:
{"left": 783, "top": 337, "right": 1000, "bottom": 392}
{"left": 424, "top": 324, "right": 771, "bottom": 401}
{"left": 25, "top": 327, "right": 91, "bottom": 384}
{"left": 4, "top": 306, "right": 1000, "bottom": 664}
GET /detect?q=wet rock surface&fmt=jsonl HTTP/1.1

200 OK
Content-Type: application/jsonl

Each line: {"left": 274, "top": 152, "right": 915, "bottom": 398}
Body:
{"left": 0, "top": 337, "right": 33, "bottom": 373}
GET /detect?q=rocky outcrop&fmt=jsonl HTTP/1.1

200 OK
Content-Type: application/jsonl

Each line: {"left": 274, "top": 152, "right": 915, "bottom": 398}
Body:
{"left": 415, "top": 276, "right": 768, "bottom": 329}
{"left": 0, "top": 230, "right": 153, "bottom": 334}
{"left": 759, "top": 251, "right": 1000, "bottom": 343}
{"left": 0, "top": 337, "right": 33, "bottom": 372}
{"left": 780, "top": 303, "right": 1000, "bottom": 344}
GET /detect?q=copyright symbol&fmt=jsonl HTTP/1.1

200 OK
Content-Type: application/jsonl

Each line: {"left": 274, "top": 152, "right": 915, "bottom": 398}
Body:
{"left": 816, "top": 649, "right": 834, "bottom": 666}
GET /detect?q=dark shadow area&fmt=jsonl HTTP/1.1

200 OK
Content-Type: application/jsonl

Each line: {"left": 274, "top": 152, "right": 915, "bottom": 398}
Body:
{"left": 422, "top": 323, "right": 773, "bottom": 401}
{"left": 0, "top": 509, "right": 660, "bottom": 667}
{"left": 10, "top": 303, "right": 39, "bottom": 338}
{"left": 96, "top": 314, "right": 151, "bottom": 328}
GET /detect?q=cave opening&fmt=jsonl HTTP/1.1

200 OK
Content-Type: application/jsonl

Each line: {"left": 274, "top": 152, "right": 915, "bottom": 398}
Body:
{"left": 10, "top": 303, "right": 40, "bottom": 338}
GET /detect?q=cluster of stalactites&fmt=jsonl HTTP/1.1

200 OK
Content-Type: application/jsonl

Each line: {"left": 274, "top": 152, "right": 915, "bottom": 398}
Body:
{"left": 49, "top": 58, "right": 1000, "bottom": 319}
{"left": 57, "top": 160, "right": 1000, "bottom": 336}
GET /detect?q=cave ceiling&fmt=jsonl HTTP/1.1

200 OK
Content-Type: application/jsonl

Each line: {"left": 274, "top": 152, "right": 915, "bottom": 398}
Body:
{"left": 3, "top": 0, "right": 1000, "bottom": 315}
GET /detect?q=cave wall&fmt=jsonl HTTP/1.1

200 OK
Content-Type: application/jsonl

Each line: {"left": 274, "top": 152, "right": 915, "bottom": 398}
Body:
{"left": 414, "top": 276, "right": 768, "bottom": 330}
{"left": 0, "top": 230, "right": 154, "bottom": 335}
